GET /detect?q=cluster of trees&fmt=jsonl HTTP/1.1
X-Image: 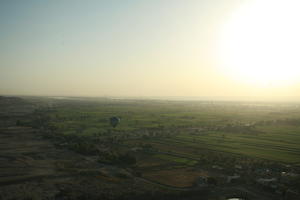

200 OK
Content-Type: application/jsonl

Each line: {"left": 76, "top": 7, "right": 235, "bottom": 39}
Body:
{"left": 255, "top": 118, "right": 300, "bottom": 126}
{"left": 196, "top": 151, "right": 288, "bottom": 173}
{"left": 68, "top": 141, "right": 99, "bottom": 155}
{"left": 24, "top": 110, "right": 137, "bottom": 166}
{"left": 51, "top": 133, "right": 137, "bottom": 166}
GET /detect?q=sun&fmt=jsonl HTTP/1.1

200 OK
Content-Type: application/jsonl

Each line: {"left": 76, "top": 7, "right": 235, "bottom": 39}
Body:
{"left": 218, "top": 0, "right": 300, "bottom": 87}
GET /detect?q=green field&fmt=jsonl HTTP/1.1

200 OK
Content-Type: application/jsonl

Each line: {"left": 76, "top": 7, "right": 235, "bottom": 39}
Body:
{"left": 36, "top": 98, "right": 300, "bottom": 164}
{"left": 152, "top": 125, "right": 300, "bottom": 163}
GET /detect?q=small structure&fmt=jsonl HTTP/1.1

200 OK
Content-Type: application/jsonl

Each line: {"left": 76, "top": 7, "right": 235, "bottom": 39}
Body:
{"left": 234, "top": 164, "right": 242, "bottom": 170}
{"left": 256, "top": 178, "right": 278, "bottom": 189}
{"left": 212, "top": 165, "right": 223, "bottom": 170}
{"left": 281, "top": 172, "right": 299, "bottom": 177}
{"left": 280, "top": 172, "right": 299, "bottom": 183}
{"left": 227, "top": 175, "right": 240, "bottom": 183}
{"left": 257, "top": 178, "right": 277, "bottom": 185}
{"left": 130, "top": 147, "right": 142, "bottom": 152}
{"left": 255, "top": 168, "right": 271, "bottom": 175}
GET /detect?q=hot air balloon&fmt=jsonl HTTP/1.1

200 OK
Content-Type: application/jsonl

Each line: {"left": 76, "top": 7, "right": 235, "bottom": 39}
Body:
{"left": 109, "top": 117, "right": 120, "bottom": 128}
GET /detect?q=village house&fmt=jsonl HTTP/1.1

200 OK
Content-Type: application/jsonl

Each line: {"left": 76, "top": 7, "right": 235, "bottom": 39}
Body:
{"left": 227, "top": 174, "right": 240, "bottom": 183}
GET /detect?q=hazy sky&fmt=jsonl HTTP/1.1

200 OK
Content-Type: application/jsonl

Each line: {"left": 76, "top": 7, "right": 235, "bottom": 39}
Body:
{"left": 1, "top": 0, "right": 299, "bottom": 100}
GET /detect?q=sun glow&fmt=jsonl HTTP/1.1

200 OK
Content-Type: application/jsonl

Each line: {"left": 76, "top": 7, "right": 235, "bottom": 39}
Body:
{"left": 219, "top": 0, "right": 300, "bottom": 87}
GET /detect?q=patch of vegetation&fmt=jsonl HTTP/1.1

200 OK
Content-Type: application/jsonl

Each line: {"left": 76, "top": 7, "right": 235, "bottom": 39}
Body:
{"left": 154, "top": 154, "right": 197, "bottom": 166}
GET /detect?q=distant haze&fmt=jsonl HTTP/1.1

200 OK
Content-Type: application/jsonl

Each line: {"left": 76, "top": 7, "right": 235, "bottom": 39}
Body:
{"left": 1, "top": 0, "right": 299, "bottom": 100}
